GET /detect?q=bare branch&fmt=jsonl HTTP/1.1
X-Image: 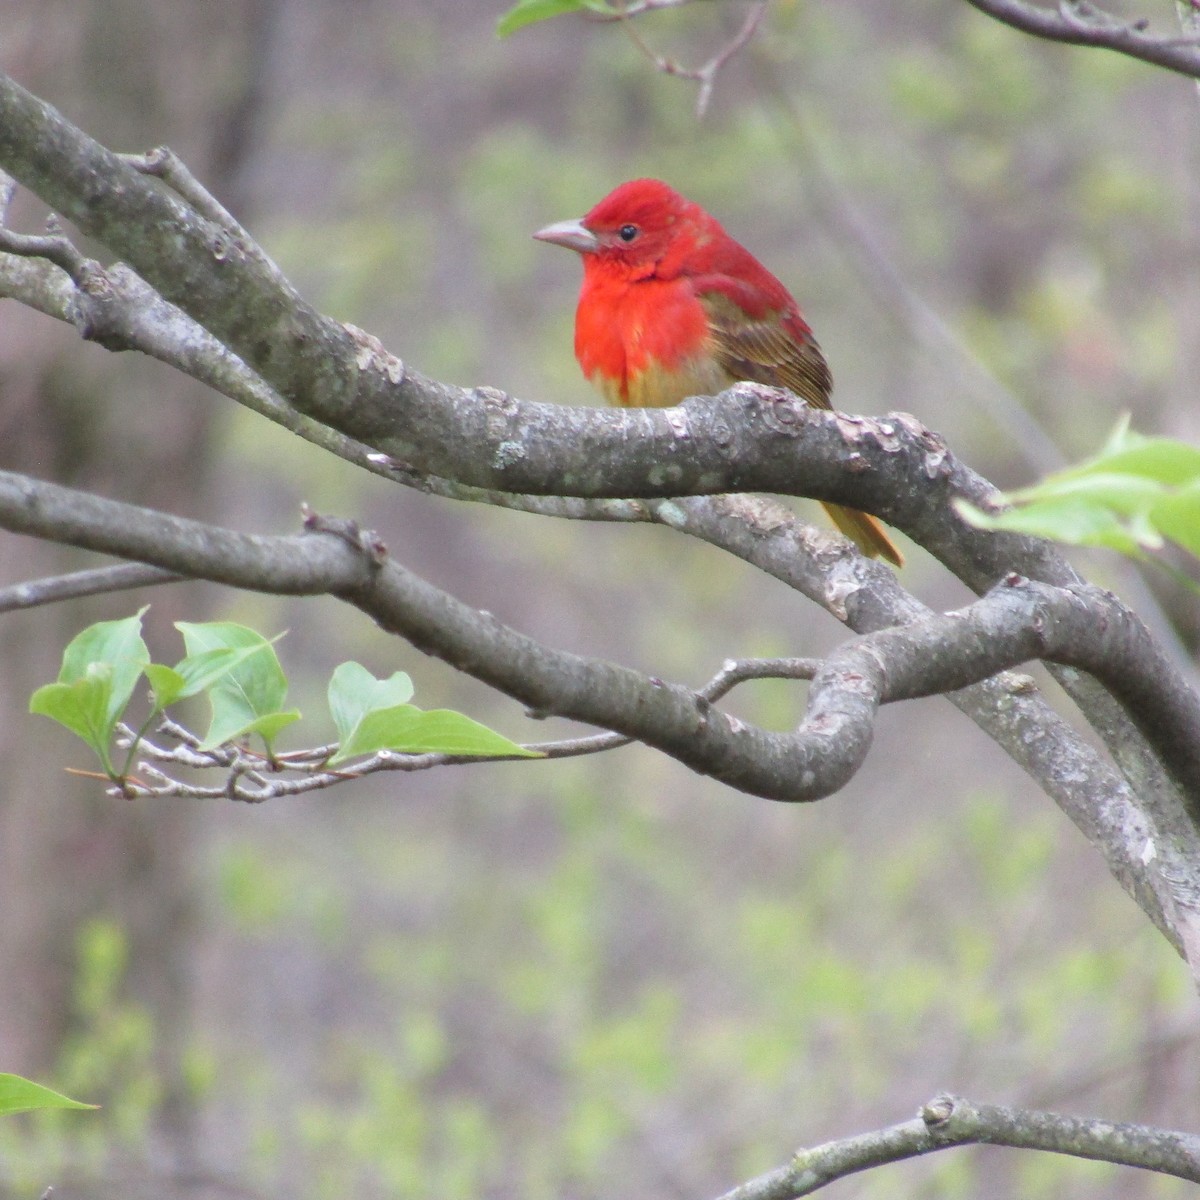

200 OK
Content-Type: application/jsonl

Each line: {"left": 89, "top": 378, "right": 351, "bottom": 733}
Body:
{"left": 619, "top": 0, "right": 768, "bottom": 116}
{"left": 118, "top": 146, "right": 248, "bottom": 239}
{"left": 963, "top": 0, "right": 1200, "bottom": 79}
{"left": 0, "top": 212, "right": 674, "bottom": 525}
{"left": 0, "top": 223, "right": 91, "bottom": 281}
{"left": 715, "top": 1093, "right": 1200, "bottom": 1197}
{"left": 0, "top": 563, "right": 183, "bottom": 613}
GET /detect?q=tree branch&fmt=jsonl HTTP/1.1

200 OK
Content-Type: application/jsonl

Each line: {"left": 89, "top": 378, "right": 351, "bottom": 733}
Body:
{"left": 618, "top": 0, "right": 769, "bottom": 116}
{"left": 715, "top": 1093, "right": 1200, "bottom": 1198}
{"left": 112, "top": 656, "right": 819, "bottom": 803}
{"left": 0, "top": 563, "right": 183, "bottom": 613}
{"left": 963, "top": 0, "right": 1200, "bottom": 80}
{"left": 4, "top": 468, "right": 1199, "bottom": 811}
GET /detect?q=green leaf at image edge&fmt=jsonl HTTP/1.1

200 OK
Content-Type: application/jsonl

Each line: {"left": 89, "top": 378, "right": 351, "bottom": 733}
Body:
{"left": 497, "top": 0, "right": 610, "bottom": 37}
{"left": 0, "top": 1073, "right": 97, "bottom": 1116}
{"left": 954, "top": 496, "right": 1146, "bottom": 555}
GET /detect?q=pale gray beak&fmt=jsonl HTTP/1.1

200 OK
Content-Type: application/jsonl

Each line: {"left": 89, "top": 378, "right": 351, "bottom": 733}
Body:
{"left": 533, "top": 217, "right": 599, "bottom": 254}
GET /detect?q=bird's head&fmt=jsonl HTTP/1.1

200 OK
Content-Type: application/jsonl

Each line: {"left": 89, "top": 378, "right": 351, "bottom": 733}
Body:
{"left": 534, "top": 179, "right": 713, "bottom": 278}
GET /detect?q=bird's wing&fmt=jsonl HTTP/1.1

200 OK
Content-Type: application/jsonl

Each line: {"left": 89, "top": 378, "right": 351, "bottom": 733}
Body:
{"left": 699, "top": 291, "right": 833, "bottom": 410}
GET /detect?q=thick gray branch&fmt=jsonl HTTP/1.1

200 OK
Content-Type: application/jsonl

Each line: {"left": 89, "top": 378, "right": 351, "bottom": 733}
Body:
{"left": 0, "top": 70, "right": 1123, "bottom": 575}
{"left": 2, "top": 469, "right": 1198, "bottom": 812}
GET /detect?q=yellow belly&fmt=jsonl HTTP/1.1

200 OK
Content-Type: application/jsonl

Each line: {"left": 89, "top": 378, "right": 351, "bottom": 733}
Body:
{"left": 590, "top": 353, "right": 730, "bottom": 408}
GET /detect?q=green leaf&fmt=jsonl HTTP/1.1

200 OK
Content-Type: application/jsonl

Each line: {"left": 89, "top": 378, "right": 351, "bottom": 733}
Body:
{"left": 0, "top": 1073, "right": 97, "bottom": 1116}
{"left": 175, "top": 644, "right": 273, "bottom": 700}
{"left": 30, "top": 610, "right": 151, "bottom": 776}
{"left": 30, "top": 664, "right": 120, "bottom": 775}
{"left": 958, "top": 419, "right": 1200, "bottom": 561}
{"left": 1150, "top": 480, "right": 1200, "bottom": 558}
{"left": 1006, "top": 472, "right": 1166, "bottom": 518}
{"left": 955, "top": 496, "right": 1145, "bottom": 554}
{"left": 176, "top": 621, "right": 294, "bottom": 752}
{"left": 143, "top": 663, "right": 187, "bottom": 709}
{"left": 330, "top": 703, "right": 540, "bottom": 764}
{"left": 237, "top": 709, "right": 302, "bottom": 746}
{"left": 1017, "top": 418, "right": 1200, "bottom": 492}
{"left": 327, "top": 661, "right": 414, "bottom": 745}
{"left": 1068, "top": 437, "right": 1200, "bottom": 488}
{"left": 497, "top": 0, "right": 609, "bottom": 37}
{"left": 58, "top": 609, "right": 150, "bottom": 731}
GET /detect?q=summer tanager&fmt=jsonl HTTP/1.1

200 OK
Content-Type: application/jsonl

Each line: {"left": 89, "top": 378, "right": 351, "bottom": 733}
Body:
{"left": 534, "top": 178, "right": 903, "bottom": 566}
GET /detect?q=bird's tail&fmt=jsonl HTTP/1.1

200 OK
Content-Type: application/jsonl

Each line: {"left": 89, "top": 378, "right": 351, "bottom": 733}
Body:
{"left": 822, "top": 503, "right": 905, "bottom": 567}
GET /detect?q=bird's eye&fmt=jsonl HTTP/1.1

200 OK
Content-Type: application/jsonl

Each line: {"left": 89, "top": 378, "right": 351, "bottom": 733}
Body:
{"left": 618, "top": 224, "right": 638, "bottom": 242}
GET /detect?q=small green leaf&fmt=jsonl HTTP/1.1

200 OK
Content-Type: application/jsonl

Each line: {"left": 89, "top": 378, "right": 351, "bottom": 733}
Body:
{"left": 1150, "top": 480, "right": 1200, "bottom": 558}
{"left": 497, "top": 0, "right": 609, "bottom": 37}
{"left": 331, "top": 704, "right": 540, "bottom": 764}
{"left": 176, "top": 622, "right": 292, "bottom": 752}
{"left": 30, "top": 664, "right": 120, "bottom": 775}
{"left": 144, "top": 663, "right": 187, "bottom": 709}
{"left": 0, "top": 1073, "right": 97, "bottom": 1116}
{"left": 237, "top": 709, "right": 302, "bottom": 746}
{"left": 328, "top": 661, "right": 414, "bottom": 745}
{"left": 58, "top": 609, "right": 150, "bottom": 730}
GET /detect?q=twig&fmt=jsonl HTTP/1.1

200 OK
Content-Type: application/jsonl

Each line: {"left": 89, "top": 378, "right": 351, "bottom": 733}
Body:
{"left": 0, "top": 563, "right": 183, "bottom": 613}
{"left": 107, "top": 656, "right": 820, "bottom": 801}
{"left": 619, "top": 0, "right": 769, "bottom": 116}
{"left": 590, "top": 0, "right": 697, "bottom": 17}
{"left": 0, "top": 223, "right": 91, "bottom": 283}
{"left": 118, "top": 146, "right": 248, "bottom": 239}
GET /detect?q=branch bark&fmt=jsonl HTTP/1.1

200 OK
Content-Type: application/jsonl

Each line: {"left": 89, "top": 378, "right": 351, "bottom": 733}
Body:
{"left": 715, "top": 1093, "right": 1200, "bottom": 1198}
{"left": 962, "top": 0, "right": 1200, "bottom": 80}
{"left": 3, "top": 468, "right": 1198, "bottom": 811}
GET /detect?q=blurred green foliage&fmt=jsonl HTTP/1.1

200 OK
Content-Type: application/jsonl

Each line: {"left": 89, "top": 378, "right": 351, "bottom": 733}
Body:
{"left": 188, "top": 787, "right": 1185, "bottom": 1197}
{"left": 0, "top": 786, "right": 1188, "bottom": 1197}
{"left": 960, "top": 418, "right": 1200, "bottom": 565}
{"left": 0, "top": 922, "right": 159, "bottom": 1186}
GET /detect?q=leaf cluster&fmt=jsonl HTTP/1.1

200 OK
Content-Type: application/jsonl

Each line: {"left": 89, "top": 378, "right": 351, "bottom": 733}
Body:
{"left": 960, "top": 417, "right": 1200, "bottom": 566}
{"left": 30, "top": 610, "right": 537, "bottom": 789}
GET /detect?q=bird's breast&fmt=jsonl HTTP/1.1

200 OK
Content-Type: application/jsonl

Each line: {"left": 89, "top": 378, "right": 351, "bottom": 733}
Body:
{"left": 575, "top": 275, "right": 727, "bottom": 407}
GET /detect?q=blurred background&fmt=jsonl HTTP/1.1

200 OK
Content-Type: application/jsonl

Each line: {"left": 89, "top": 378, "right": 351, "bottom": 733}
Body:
{"left": 1, "top": 1, "right": 1198, "bottom": 1197}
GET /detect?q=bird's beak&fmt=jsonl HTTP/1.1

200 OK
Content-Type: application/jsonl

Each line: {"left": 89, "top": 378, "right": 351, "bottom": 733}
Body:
{"left": 533, "top": 218, "right": 599, "bottom": 254}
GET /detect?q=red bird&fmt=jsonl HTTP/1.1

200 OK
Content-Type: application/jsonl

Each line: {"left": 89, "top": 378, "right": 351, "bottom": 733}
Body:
{"left": 534, "top": 178, "right": 902, "bottom": 566}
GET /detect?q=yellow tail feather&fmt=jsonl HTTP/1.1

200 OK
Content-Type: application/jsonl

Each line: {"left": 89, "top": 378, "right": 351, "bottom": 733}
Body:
{"left": 823, "top": 503, "right": 904, "bottom": 567}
